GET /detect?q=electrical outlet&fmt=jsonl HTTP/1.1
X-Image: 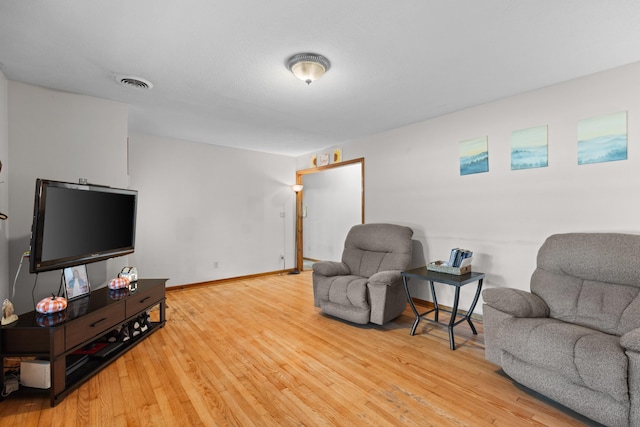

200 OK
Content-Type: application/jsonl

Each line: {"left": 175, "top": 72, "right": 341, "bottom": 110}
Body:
{"left": 279, "top": 211, "right": 285, "bottom": 218}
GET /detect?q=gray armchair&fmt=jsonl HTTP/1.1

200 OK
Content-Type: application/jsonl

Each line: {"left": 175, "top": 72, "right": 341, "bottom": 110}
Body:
{"left": 312, "top": 223, "right": 413, "bottom": 325}
{"left": 483, "top": 233, "right": 640, "bottom": 427}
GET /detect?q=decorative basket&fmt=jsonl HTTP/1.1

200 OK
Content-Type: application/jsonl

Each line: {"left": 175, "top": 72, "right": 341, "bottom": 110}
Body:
{"left": 427, "top": 258, "right": 472, "bottom": 275}
{"left": 36, "top": 295, "right": 67, "bottom": 314}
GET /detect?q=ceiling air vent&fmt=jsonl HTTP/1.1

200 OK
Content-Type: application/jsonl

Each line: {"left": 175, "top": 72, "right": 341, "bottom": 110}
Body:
{"left": 115, "top": 75, "right": 153, "bottom": 90}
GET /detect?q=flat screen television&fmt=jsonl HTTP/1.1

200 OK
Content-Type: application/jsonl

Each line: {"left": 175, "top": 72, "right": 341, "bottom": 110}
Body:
{"left": 29, "top": 179, "right": 138, "bottom": 274}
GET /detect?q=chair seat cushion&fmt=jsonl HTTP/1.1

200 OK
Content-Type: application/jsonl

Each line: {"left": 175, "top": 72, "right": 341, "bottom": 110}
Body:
{"left": 497, "top": 317, "right": 628, "bottom": 403}
{"left": 327, "top": 275, "right": 369, "bottom": 309}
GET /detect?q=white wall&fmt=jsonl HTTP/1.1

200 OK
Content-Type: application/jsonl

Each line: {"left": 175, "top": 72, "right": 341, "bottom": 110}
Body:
{"left": 6, "top": 61, "right": 640, "bottom": 316}
{"left": 128, "top": 133, "right": 296, "bottom": 286}
{"left": 0, "top": 70, "right": 8, "bottom": 304}
{"left": 302, "top": 61, "right": 640, "bottom": 314}
{"left": 7, "top": 82, "right": 129, "bottom": 313}
{"left": 5, "top": 82, "right": 297, "bottom": 311}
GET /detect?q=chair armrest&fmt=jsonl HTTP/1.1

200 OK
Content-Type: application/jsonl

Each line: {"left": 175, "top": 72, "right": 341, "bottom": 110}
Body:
{"left": 368, "top": 270, "right": 402, "bottom": 286}
{"left": 482, "top": 288, "right": 549, "bottom": 318}
{"left": 312, "top": 261, "right": 350, "bottom": 277}
{"left": 621, "top": 328, "right": 640, "bottom": 352}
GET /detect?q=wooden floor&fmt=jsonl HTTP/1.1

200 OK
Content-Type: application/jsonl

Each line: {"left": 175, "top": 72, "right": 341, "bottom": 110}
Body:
{"left": 0, "top": 271, "right": 595, "bottom": 426}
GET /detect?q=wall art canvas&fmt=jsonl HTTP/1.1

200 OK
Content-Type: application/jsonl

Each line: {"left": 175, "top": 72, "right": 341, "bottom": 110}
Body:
{"left": 459, "top": 136, "right": 489, "bottom": 175}
{"left": 511, "top": 125, "right": 548, "bottom": 170}
{"left": 578, "top": 111, "right": 627, "bottom": 165}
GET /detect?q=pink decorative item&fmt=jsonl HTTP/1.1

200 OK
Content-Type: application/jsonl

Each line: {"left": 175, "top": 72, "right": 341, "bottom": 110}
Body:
{"left": 36, "top": 295, "right": 67, "bottom": 314}
{"left": 109, "top": 277, "right": 130, "bottom": 290}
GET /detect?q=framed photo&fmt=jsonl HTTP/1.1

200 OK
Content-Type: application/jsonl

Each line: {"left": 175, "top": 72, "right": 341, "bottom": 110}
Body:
{"left": 64, "top": 265, "right": 91, "bottom": 300}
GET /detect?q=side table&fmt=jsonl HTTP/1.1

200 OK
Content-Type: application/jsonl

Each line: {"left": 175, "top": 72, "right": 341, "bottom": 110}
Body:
{"left": 401, "top": 266, "right": 484, "bottom": 350}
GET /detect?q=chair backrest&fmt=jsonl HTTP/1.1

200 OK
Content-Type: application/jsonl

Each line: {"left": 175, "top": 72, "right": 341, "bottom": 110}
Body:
{"left": 531, "top": 232, "right": 640, "bottom": 336}
{"left": 341, "top": 223, "right": 413, "bottom": 278}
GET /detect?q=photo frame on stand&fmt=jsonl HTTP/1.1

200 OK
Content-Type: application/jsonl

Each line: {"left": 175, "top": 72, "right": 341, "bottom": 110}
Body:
{"left": 63, "top": 265, "right": 91, "bottom": 300}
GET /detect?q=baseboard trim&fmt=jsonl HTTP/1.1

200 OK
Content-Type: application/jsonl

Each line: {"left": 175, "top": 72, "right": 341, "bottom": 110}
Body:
{"left": 166, "top": 269, "right": 297, "bottom": 292}
{"left": 412, "top": 297, "right": 483, "bottom": 322}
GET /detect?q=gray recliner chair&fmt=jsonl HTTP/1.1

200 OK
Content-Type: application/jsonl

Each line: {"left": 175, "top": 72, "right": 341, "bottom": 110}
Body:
{"left": 312, "top": 223, "right": 413, "bottom": 325}
{"left": 483, "top": 233, "right": 640, "bottom": 427}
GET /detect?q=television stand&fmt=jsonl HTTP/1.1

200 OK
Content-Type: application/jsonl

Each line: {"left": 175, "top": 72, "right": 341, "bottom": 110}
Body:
{"left": 0, "top": 278, "right": 167, "bottom": 406}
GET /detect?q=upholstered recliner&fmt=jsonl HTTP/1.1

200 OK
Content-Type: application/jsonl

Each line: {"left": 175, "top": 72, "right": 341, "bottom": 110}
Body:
{"left": 312, "top": 223, "right": 413, "bottom": 325}
{"left": 483, "top": 233, "right": 640, "bottom": 427}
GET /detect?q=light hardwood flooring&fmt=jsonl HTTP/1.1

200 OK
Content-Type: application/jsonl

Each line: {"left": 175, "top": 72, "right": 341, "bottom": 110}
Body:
{"left": 0, "top": 271, "right": 596, "bottom": 426}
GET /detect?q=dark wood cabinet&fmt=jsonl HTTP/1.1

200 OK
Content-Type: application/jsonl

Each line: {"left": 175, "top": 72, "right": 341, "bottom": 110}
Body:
{"left": 0, "top": 278, "right": 167, "bottom": 406}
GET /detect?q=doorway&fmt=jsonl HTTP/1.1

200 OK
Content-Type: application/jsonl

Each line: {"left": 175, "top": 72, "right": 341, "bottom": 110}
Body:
{"left": 295, "top": 158, "right": 364, "bottom": 271}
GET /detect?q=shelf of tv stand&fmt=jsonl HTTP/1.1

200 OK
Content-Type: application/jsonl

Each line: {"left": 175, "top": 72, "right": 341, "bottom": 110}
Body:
{"left": 63, "top": 321, "right": 163, "bottom": 390}
{"left": 0, "top": 278, "right": 167, "bottom": 407}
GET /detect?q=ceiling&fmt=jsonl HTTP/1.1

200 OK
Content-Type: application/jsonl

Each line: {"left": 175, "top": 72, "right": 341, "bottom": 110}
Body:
{"left": 2, "top": 1, "right": 640, "bottom": 157}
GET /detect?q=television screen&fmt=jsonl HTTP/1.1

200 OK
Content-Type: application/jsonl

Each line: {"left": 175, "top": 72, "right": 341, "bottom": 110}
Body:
{"left": 29, "top": 179, "right": 137, "bottom": 273}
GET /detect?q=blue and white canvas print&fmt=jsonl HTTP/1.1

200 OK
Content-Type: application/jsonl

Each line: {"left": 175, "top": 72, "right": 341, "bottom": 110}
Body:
{"left": 578, "top": 111, "right": 627, "bottom": 165}
{"left": 511, "top": 125, "right": 548, "bottom": 170}
{"left": 459, "top": 136, "right": 488, "bottom": 175}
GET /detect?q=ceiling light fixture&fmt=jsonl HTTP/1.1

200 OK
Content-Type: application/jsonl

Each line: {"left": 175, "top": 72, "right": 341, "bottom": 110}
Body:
{"left": 115, "top": 75, "right": 153, "bottom": 90}
{"left": 286, "top": 53, "right": 330, "bottom": 85}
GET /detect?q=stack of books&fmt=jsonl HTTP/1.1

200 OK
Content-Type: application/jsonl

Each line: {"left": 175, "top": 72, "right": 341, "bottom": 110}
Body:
{"left": 447, "top": 248, "right": 473, "bottom": 267}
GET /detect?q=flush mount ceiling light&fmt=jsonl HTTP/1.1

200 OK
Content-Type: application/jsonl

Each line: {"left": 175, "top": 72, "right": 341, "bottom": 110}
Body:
{"left": 115, "top": 75, "right": 153, "bottom": 90}
{"left": 286, "top": 53, "right": 331, "bottom": 85}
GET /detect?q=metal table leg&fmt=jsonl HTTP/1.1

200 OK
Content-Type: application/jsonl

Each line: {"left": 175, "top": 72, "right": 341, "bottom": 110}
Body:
{"left": 402, "top": 268, "right": 485, "bottom": 350}
{"left": 403, "top": 276, "right": 421, "bottom": 335}
{"left": 464, "top": 279, "right": 483, "bottom": 335}
{"left": 429, "top": 280, "right": 439, "bottom": 322}
{"left": 448, "top": 287, "right": 461, "bottom": 350}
